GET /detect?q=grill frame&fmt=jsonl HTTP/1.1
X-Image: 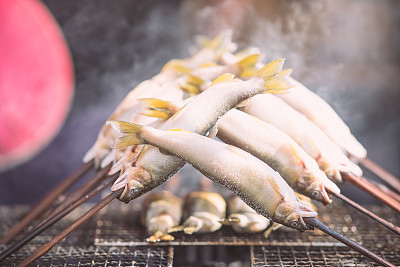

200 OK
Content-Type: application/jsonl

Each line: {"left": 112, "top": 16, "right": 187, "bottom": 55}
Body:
{"left": 1, "top": 196, "right": 399, "bottom": 266}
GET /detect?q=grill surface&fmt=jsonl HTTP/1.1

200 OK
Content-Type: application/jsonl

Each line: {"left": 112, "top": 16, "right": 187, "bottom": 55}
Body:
{"left": 1, "top": 197, "right": 399, "bottom": 266}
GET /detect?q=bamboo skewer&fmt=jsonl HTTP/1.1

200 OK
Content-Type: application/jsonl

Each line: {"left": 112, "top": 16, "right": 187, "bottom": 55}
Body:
{"left": 304, "top": 217, "right": 396, "bottom": 267}
{"left": 0, "top": 160, "right": 94, "bottom": 245}
{"left": 366, "top": 177, "right": 400, "bottom": 203}
{"left": 0, "top": 173, "right": 118, "bottom": 262}
{"left": 358, "top": 157, "right": 400, "bottom": 193}
{"left": 16, "top": 188, "right": 124, "bottom": 267}
{"left": 329, "top": 191, "right": 400, "bottom": 235}
{"left": 341, "top": 173, "right": 400, "bottom": 213}
{"left": 48, "top": 163, "right": 111, "bottom": 217}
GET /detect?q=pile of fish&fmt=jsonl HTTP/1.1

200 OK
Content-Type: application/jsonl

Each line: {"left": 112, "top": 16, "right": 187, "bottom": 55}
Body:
{"left": 141, "top": 190, "right": 319, "bottom": 242}
{"left": 83, "top": 30, "right": 368, "bottom": 232}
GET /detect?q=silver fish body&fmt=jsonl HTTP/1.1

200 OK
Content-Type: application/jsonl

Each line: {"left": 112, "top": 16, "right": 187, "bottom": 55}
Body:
{"left": 112, "top": 59, "right": 291, "bottom": 202}
{"left": 108, "top": 121, "right": 318, "bottom": 231}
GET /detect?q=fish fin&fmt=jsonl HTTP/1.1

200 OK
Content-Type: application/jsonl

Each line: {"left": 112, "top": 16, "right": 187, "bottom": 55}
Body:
{"left": 236, "top": 98, "right": 249, "bottom": 108}
{"left": 210, "top": 73, "right": 236, "bottom": 87}
{"left": 255, "top": 59, "right": 294, "bottom": 93}
{"left": 138, "top": 98, "right": 176, "bottom": 120}
{"left": 256, "top": 58, "right": 285, "bottom": 77}
{"left": 162, "top": 59, "right": 186, "bottom": 72}
{"left": 278, "top": 68, "right": 293, "bottom": 77}
{"left": 180, "top": 83, "right": 201, "bottom": 94}
{"left": 199, "top": 62, "right": 218, "bottom": 68}
{"left": 263, "top": 75, "right": 294, "bottom": 92}
{"left": 187, "top": 74, "right": 204, "bottom": 86}
{"left": 207, "top": 123, "right": 218, "bottom": 138}
{"left": 236, "top": 54, "right": 263, "bottom": 78}
{"left": 107, "top": 121, "right": 145, "bottom": 148}
{"left": 169, "top": 128, "right": 193, "bottom": 134}
{"left": 139, "top": 98, "right": 171, "bottom": 109}
{"left": 267, "top": 176, "right": 285, "bottom": 201}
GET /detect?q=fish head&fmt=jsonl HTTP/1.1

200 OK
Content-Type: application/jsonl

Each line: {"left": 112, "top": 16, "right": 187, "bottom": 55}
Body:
{"left": 295, "top": 169, "right": 331, "bottom": 204}
{"left": 273, "top": 201, "right": 317, "bottom": 231}
{"left": 305, "top": 180, "right": 332, "bottom": 204}
{"left": 111, "top": 166, "right": 151, "bottom": 203}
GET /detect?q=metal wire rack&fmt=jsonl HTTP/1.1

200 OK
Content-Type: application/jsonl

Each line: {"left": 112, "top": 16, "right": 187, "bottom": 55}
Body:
{"left": 1, "top": 198, "right": 399, "bottom": 266}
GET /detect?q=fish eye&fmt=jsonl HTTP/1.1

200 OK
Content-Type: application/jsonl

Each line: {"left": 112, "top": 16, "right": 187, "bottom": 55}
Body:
{"left": 312, "top": 191, "right": 320, "bottom": 198}
{"left": 290, "top": 221, "right": 298, "bottom": 228}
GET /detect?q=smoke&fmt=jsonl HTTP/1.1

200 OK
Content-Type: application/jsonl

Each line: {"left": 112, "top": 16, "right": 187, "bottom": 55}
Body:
{"left": 1, "top": 0, "right": 399, "bottom": 204}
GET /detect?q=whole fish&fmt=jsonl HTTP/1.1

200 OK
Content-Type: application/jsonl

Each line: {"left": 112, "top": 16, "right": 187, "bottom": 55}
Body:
{"left": 241, "top": 93, "right": 363, "bottom": 182}
{"left": 277, "top": 77, "right": 367, "bottom": 159}
{"left": 140, "top": 99, "right": 340, "bottom": 204}
{"left": 110, "top": 59, "right": 292, "bottom": 203}
{"left": 224, "top": 194, "right": 270, "bottom": 234}
{"left": 169, "top": 192, "right": 226, "bottom": 234}
{"left": 141, "top": 191, "right": 183, "bottom": 242}
{"left": 108, "top": 120, "right": 318, "bottom": 231}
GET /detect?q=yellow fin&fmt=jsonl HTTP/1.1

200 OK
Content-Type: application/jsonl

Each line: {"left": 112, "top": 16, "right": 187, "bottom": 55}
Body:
{"left": 162, "top": 59, "right": 184, "bottom": 72}
{"left": 237, "top": 54, "right": 263, "bottom": 79}
{"left": 140, "top": 109, "right": 170, "bottom": 120}
{"left": 278, "top": 68, "right": 293, "bottom": 77}
{"left": 138, "top": 98, "right": 175, "bottom": 120}
{"left": 264, "top": 75, "right": 294, "bottom": 92}
{"left": 237, "top": 54, "right": 262, "bottom": 69}
{"left": 199, "top": 62, "right": 218, "bottom": 68}
{"left": 187, "top": 74, "right": 204, "bottom": 86}
{"left": 169, "top": 128, "right": 192, "bottom": 133}
{"left": 139, "top": 98, "right": 171, "bottom": 109}
{"left": 161, "top": 59, "right": 192, "bottom": 74}
{"left": 107, "top": 121, "right": 145, "bottom": 148}
{"left": 180, "top": 83, "right": 201, "bottom": 94}
{"left": 267, "top": 176, "right": 285, "bottom": 201}
{"left": 256, "top": 59, "right": 285, "bottom": 77}
{"left": 210, "top": 73, "right": 236, "bottom": 87}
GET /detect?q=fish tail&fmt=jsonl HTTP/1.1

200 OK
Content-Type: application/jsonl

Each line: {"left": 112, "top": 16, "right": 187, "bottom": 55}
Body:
{"left": 255, "top": 59, "right": 294, "bottom": 93}
{"left": 236, "top": 54, "right": 263, "bottom": 78}
{"left": 180, "top": 74, "right": 204, "bottom": 94}
{"left": 106, "top": 121, "right": 145, "bottom": 148}
{"left": 138, "top": 98, "right": 176, "bottom": 120}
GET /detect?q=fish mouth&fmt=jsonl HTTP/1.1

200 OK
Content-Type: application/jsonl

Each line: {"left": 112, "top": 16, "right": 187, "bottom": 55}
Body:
{"left": 111, "top": 168, "right": 145, "bottom": 203}
{"left": 320, "top": 184, "right": 332, "bottom": 204}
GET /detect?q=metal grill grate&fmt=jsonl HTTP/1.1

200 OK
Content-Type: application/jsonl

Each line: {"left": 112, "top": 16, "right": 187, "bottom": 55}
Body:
{"left": 94, "top": 200, "right": 400, "bottom": 249}
{"left": 251, "top": 246, "right": 372, "bottom": 267}
{"left": 0, "top": 205, "right": 174, "bottom": 267}
{"left": 1, "top": 198, "right": 399, "bottom": 266}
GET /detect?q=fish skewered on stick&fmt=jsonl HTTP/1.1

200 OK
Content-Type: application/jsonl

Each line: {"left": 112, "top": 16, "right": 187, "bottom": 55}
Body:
{"left": 276, "top": 77, "right": 367, "bottom": 159}
{"left": 241, "top": 93, "right": 362, "bottom": 182}
{"left": 169, "top": 192, "right": 226, "bottom": 234}
{"left": 108, "top": 120, "right": 317, "bottom": 230}
{"left": 110, "top": 59, "right": 293, "bottom": 203}
{"left": 141, "top": 99, "right": 339, "bottom": 205}
{"left": 276, "top": 77, "right": 400, "bottom": 192}
{"left": 141, "top": 191, "right": 183, "bottom": 242}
